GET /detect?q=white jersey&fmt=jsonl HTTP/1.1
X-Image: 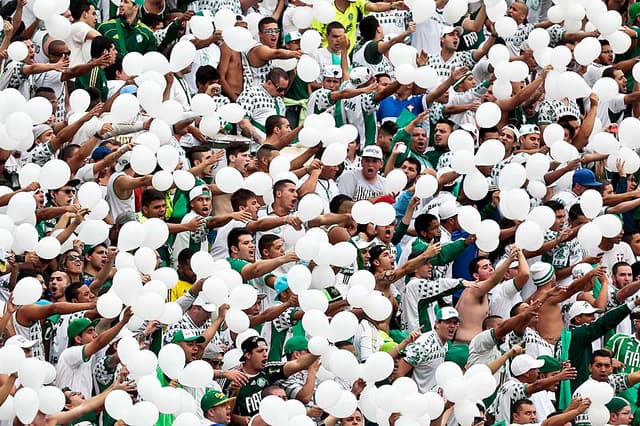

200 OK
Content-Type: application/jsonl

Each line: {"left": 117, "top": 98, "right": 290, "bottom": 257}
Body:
{"left": 335, "top": 81, "right": 379, "bottom": 146}
{"left": 13, "top": 311, "right": 44, "bottom": 360}
{"left": 336, "top": 169, "right": 386, "bottom": 201}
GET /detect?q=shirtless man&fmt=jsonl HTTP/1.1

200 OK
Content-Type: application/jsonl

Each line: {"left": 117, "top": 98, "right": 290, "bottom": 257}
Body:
{"left": 370, "top": 242, "right": 479, "bottom": 332}
{"left": 529, "top": 261, "right": 603, "bottom": 347}
{"left": 243, "top": 17, "right": 302, "bottom": 86}
{"left": 219, "top": 20, "right": 248, "bottom": 101}
{"left": 455, "top": 248, "right": 524, "bottom": 343}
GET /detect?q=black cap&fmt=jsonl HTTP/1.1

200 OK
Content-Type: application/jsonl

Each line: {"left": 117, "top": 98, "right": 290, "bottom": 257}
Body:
{"left": 368, "top": 245, "right": 388, "bottom": 263}
{"left": 240, "top": 336, "right": 267, "bottom": 361}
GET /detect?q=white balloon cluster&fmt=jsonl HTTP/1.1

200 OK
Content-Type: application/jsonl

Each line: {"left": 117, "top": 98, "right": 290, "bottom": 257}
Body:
{"left": 0, "top": 345, "right": 63, "bottom": 423}
{"left": 436, "top": 362, "right": 497, "bottom": 426}
{"left": 578, "top": 380, "right": 615, "bottom": 426}
{"left": 350, "top": 200, "right": 396, "bottom": 226}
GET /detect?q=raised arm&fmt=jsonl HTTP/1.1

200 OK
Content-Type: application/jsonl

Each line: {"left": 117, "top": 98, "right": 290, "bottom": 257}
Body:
{"left": 240, "top": 252, "right": 298, "bottom": 281}
{"left": 283, "top": 352, "right": 319, "bottom": 377}
{"left": 17, "top": 301, "right": 94, "bottom": 324}
{"left": 83, "top": 308, "right": 132, "bottom": 359}
{"left": 472, "top": 247, "right": 518, "bottom": 297}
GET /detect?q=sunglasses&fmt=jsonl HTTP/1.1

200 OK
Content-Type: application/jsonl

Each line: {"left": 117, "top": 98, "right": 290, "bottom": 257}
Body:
{"left": 53, "top": 51, "right": 71, "bottom": 56}
{"left": 60, "top": 188, "right": 76, "bottom": 195}
{"left": 67, "top": 255, "right": 83, "bottom": 262}
{"left": 270, "top": 80, "right": 286, "bottom": 94}
{"left": 262, "top": 28, "right": 280, "bottom": 35}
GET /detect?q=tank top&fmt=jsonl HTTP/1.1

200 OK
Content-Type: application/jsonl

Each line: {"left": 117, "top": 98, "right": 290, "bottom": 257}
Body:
{"left": 13, "top": 310, "right": 44, "bottom": 360}
{"left": 106, "top": 171, "right": 135, "bottom": 219}
{"left": 352, "top": 40, "right": 394, "bottom": 76}
{"left": 241, "top": 41, "right": 273, "bottom": 86}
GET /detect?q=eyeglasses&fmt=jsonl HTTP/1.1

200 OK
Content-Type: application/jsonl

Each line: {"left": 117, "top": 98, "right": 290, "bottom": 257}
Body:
{"left": 262, "top": 28, "right": 280, "bottom": 35}
{"left": 60, "top": 189, "right": 76, "bottom": 195}
{"left": 67, "top": 255, "right": 83, "bottom": 262}
{"left": 270, "top": 80, "right": 286, "bottom": 94}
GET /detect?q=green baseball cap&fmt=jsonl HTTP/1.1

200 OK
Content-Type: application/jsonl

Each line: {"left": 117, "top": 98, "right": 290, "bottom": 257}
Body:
{"left": 133, "top": 0, "right": 144, "bottom": 6}
{"left": 67, "top": 318, "right": 99, "bottom": 341}
{"left": 444, "top": 344, "right": 469, "bottom": 369}
{"left": 606, "top": 396, "right": 630, "bottom": 414}
{"left": 201, "top": 391, "right": 236, "bottom": 412}
{"left": 537, "top": 355, "right": 561, "bottom": 373}
{"left": 172, "top": 329, "right": 205, "bottom": 344}
{"left": 630, "top": 2, "right": 640, "bottom": 25}
{"left": 284, "top": 336, "right": 308, "bottom": 355}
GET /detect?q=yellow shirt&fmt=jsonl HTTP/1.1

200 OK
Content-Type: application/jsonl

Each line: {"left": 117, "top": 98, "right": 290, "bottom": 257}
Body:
{"left": 312, "top": 0, "right": 368, "bottom": 52}
{"left": 168, "top": 279, "right": 192, "bottom": 302}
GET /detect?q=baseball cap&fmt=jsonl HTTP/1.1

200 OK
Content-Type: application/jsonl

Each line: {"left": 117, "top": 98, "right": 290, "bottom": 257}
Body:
{"left": 630, "top": 2, "right": 640, "bottom": 24}
{"left": 361, "top": 145, "right": 383, "bottom": 160}
{"left": 189, "top": 185, "right": 211, "bottom": 202}
{"left": 284, "top": 335, "right": 308, "bottom": 355}
{"left": 440, "top": 25, "right": 463, "bottom": 37}
{"left": 537, "top": 355, "right": 561, "bottom": 373}
{"left": 322, "top": 64, "right": 343, "bottom": 79}
{"left": 67, "top": 317, "right": 100, "bottom": 340}
{"left": 436, "top": 306, "right": 461, "bottom": 321}
{"left": 5, "top": 335, "right": 37, "bottom": 349}
{"left": 115, "top": 152, "right": 131, "bottom": 172}
{"left": 91, "top": 146, "right": 113, "bottom": 161}
{"left": 201, "top": 391, "right": 236, "bottom": 412}
{"left": 510, "top": 354, "right": 545, "bottom": 376}
{"left": 352, "top": 236, "right": 375, "bottom": 250}
{"left": 438, "top": 201, "right": 459, "bottom": 220}
{"left": 240, "top": 336, "right": 267, "bottom": 361}
{"left": 572, "top": 168, "right": 602, "bottom": 187}
{"left": 607, "top": 397, "right": 631, "bottom": 414}
{"left": 519, "top": 124, "right": 540, "bottom": 137}
{"left": 115, "top": 211, "right": 137, "bottom": 225}
{"left": 172, "top": 329, "right": 206, "bottom": 344}
{"left": 133, "top": 0, "right": 144, "bottom": 6}
{"left": 571, "top": 263, "right": 592, "bottom": 279}
{"left": 568, "top": 300, "right": 600, "bottom": 321}
{"left": 54, "top": 179, "right": 81, "bottom": 191}
{"left": 283, "top": 31, "right": 302, "bottom": 44}
{"left": 33, "top": 124, "right": 52, "bottom": 140}
{"left": 274, "top": 276, "right": 289, "bottom": 301}
{"left": 444, "top": 344, "right": 469, "bottom": 368}
{"left": 193, "top": 295, "right": 217, "bottom": 312}
{"left": 350, "top": 67, "right": 371, "bottom": 86}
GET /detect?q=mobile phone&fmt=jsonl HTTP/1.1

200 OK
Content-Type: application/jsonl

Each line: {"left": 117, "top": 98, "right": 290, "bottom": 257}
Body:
{"left": 14, "top": 254, "right": 25, "bottom": 263}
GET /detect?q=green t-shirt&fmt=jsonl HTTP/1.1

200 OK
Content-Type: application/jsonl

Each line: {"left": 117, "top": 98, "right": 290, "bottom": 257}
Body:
{"left": 75, "top": 67, "right": 109, "bottom": 102}
{"left": 606, "top": 333, "right": 640, "bottom": 408}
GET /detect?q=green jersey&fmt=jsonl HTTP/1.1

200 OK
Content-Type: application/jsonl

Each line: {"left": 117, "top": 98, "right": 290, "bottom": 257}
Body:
{"left": 97, "top": 18, "right": 157, "bottom": 56}
{"left": 606, "top": 333, "right": 640, "bottom": 406}
{"left": 75, "top": 67, "right": 109, "bottom": 102}
{"left": 222, "top": 363, "right": 286, "bottom": 416}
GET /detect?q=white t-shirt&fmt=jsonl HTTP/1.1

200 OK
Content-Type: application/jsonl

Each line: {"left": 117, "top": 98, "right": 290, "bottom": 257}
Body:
{"left": 488, "top": 278, "right": 522, "bottom": 320}
{"left": 68, "top": 22, "right": 94, "bottom": 68}
{"left": 55, "top": 345, "right": 97, "bottom": 398}
{"left": 210, "top": 218, "right": 245, "bottom": 260}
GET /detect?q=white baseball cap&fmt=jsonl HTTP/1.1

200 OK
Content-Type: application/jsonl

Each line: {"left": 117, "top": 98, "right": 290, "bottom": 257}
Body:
{"left": 436, "top": 306, "right": 461, "bottom": 321}
{"left": 6, "top": 335, "right": 37, "bottom": 348}
{"left": 193, "top": 295, "right": 217, "bottom": 312}
{"left": 438, "top": 201, "right": 459, "bottom": 220}
{"left": 568, "top": 301, "right": 600, "bottom": 321}
{"left": 361, "top": 145, "right": 383, "bottom": 160}
{"left": 510, "top": 354, "right": 545, "bottom": 376}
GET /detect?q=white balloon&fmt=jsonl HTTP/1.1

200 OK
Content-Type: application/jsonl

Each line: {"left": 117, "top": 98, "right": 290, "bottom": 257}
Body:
{"left": 297, "top": 54, "right": 321, "bottom": 82}
{"left": 593, "top": 214, "right": 623, "bottom": 238}
{"left": 223, "top": 26, "right": 255, "bottom": 52}
{"left": 216, "top": 167, "right": 244, "bottom": 193}
{"left": 173, "top": 170, "right": 196, "bottom": 191}
{"left": 190, "top": 15, "right": 214, "bottom": 39}
{"left": 300, "top": 30, "right": 322, "bottom": 53}
{"left": 313, "top": 0, "right": 336, "bottom": 23}
{"left": 218, "top": 103, "right": 245, "bottom": 123}
{"left": 38, "top": 386, "right": 65, "bottom": 415}
{"left": 385, "top": 169, "right": 408, "bottom": 193}
{"left": 574, "top": 37, "right": 601, "bottom": 65}
{"left": 225, "top": 308, "right": 250, "bottom": 333}
{"left": 475, "top": 102, "right": 502, "bottom": 128}
{"left": 527, "top": 28, "right": 550, "bottom": 50}
{"left": 170, "top": 40, "right": 197, "bottom": 73}
{"left": 13, "top": 277, "right": 42, "bottom": 305}
{"left": 45, "top": 14, "right": 71, "bottom": 39}
{"left": 97, "top": 292, "right": 123, "bottom": 319}
{"left": 14, "top": 388, "right": 39, "bottom": 424}
{"left": 111, "top": 93, "right": 140, "bottom": 123}
{"left": 229, "top": 285, "right": 258, "bottom": 310}
{"left": 362, "top": 292, "right": 392, "bottom": 321}
{"left": 592, "top": 77, "right": 619, "bottom": 102}
{"left": 363, "top": 351, "right": 395, "bottom": 383}
{"left": 158, "top": 343, "right": 186, "bottom": 380}
{"left": 302, "top": 309, "right": 330, "bottom": 336}
{"left": 297, "top": 193, "right": 324, "bottom": 220}
{"left": 495, "top": 16, "right": 517, "bottom": 37}
{"left": 35, "top": 236, "right": 61, "bottom": 259}
{"left": 39, "top": 159, "right": 71, "bottom": 190}
{"left": 321, "top": 142, "right": 347, "bottom": 166}
{"left": 515, "top": 221, "right": 544, "bottom": 251}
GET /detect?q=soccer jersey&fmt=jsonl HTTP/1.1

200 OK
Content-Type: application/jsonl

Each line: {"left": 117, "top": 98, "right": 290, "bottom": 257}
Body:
{"left": 352, "top": 40, "right": 394, "bottom": 76}
{"left": 307, "top": 88, "right": 336, "bottom": 115}
{"left": 237, "top": 84, "right": 285, "bottom": 140}
{"left": 335, "top": 81, "right": 379, "bottom": 146}
{"left": 400, "top": 276, "right": 463, "bottom": 332}
{"left": 404, "top": 330, "right": 449, "bottom": 393}
{"left": 573, "top": 376, "right": 630, "bottom": 424}
{"left": 606, "top": 333, "right": 640, "bottom": 407}
{"left": 336, "top": 169, "right": 386, "bottom": 201}
{"left": 241, "top": 42, "right": 274, "bottom": 86}
{"left": 427, "top": 50, "right": 476, "bottom": 79}
{"left": 311, "top": 0, "right": 367, "bottom": 51}
{"left": 221, "top": 363, "right": 286, "bottom": 417}
{"left": 488, "top": 379, "right": 529, "bottom": 423}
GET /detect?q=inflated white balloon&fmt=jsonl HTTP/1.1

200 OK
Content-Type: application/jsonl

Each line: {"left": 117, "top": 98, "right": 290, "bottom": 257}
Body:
{"left": 190, "top": 15, "right": 214, "bottom": 39}
{"left": 414, "top": 174, "right": 438, "bottom": 198}
{"left": 13, "top": 277, "right": 43, "bottom": 305}
{"left": 97, "top": 292, "right": 123, "bottom": 319}
{"left": 158, "top": 343, "right": 186, "bottom": 380}
{"left": 385, "top": 169, "right": 408, "bottom": 193}
{"left": 38, "top": 386, "right": 65, "bottom": 415}
{"left": 45, "top": 14, "right": 71, "bottom": 39}
{"left": 111, "top": 93, "right": 140, "bottom": 123}
{"left": 475, "top": 102, "right": 501, "bottom": 128}
{"left": 593, "top": 77, "right": 619, "bottom": 102}
{"left": 218, "top": 103, "right": 245, "bottom": 123}
{"left": 215, "top": 167, "right": 244, "bottom": 193}
{"left": 321, "top": 142, "right": 347, "bottom": 166}
{"left": 132, "top": 292, "right": 165, "bottom": 321}
{"left": 14, "top": 388, "right": 39, "bottom": 424}
{"left": 35, "top": 236, "right": 61, "bottom": 260}
{"left": 593, "top": 214, "right": 623, "bottom": 238}
{"left": 297, "top": 54, "right": 321, "bottom": 82}
{"left": 223, "top": 26, "right": 255, "bottom": 52}
{"left": 225, "top": 309, "right": 250, "bottom": 333}
{"left": 313, "top": 0, "right": 336, "bottom": 23}
{"left": 170, "top": 40, "right": 197, "bottom": 73}
{"left": 527, "top": 28, "right": 550, "bottom": 50}
{"left": 7, "top": 41, "right": 28, "bottom": 62}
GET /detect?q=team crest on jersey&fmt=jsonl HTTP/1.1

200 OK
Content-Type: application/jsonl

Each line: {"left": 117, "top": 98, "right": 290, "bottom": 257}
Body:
{"left": 256, "top": 377, "right": 267, "bottom": 387}
{"left": 137, "top": 34, "right": 143, "bottom": 43}
{"left": 348, "top": 13, "right": 354, "bottom": 20}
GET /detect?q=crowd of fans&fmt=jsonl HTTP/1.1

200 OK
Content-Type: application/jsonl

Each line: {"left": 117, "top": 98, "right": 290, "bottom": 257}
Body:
{"left": 1, "top": 0, "right": 640, "bottom": 425}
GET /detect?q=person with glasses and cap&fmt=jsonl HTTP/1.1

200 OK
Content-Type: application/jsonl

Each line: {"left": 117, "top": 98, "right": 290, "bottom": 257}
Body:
{"left": 237, "top": 67, "right": 289, "bottom": 144}
{"left": 606, "top": 396, "right": 634, "bottom": 426}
